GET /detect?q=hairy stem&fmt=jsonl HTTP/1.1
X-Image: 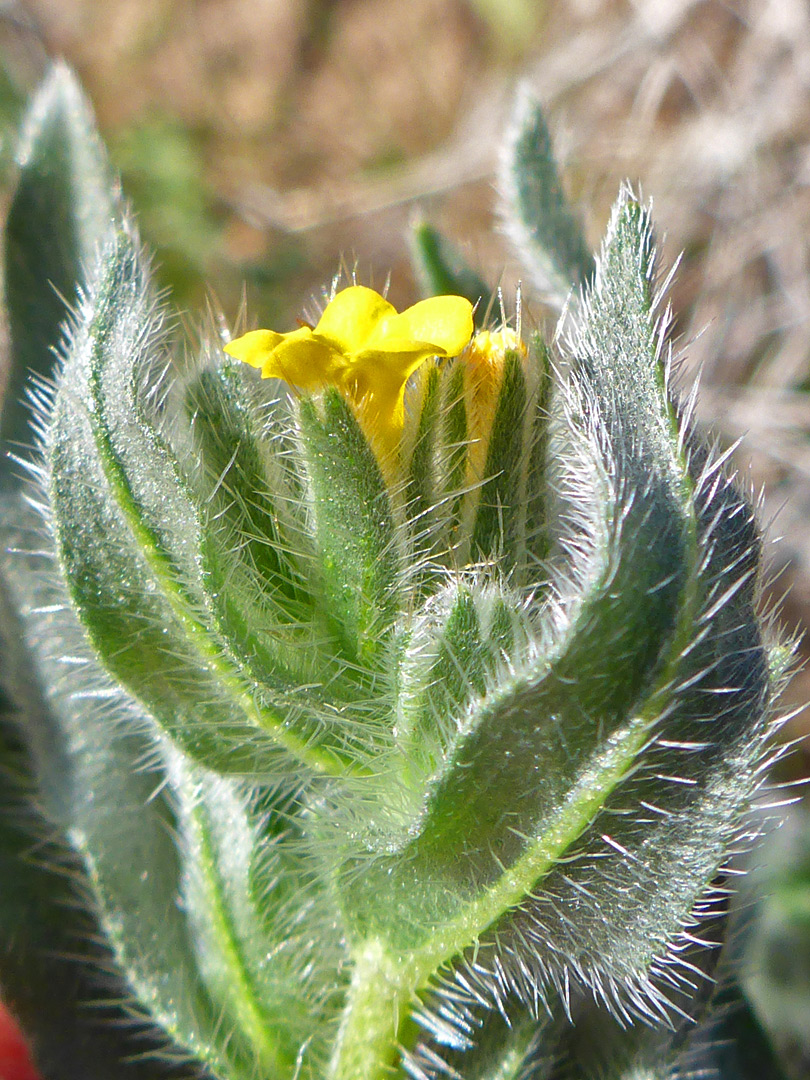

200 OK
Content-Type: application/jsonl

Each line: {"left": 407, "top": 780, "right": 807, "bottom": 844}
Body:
{"left": 328, "top": 940, "right": 408, "bottom": 1080}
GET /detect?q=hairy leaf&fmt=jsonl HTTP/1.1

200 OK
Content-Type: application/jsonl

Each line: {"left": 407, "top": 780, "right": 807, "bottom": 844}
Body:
{"left": 330, "top": 194, "right": 776, "bottom": 1075}
{"left": 2, "top": 64, "right": 116, "bottom": 461}
{"left": 47, "top": 225, "right": 366, "bottom": 776}
{"left": 169, "top": 752, "right": 345, "bottom": 1077}
{"left": 0, "top": 558, "right": 220, "bottom": 1079}
{"left": 501, "top": 88, "right": 592, "bottom": 309}
{"left": 409, "top": 221, "right": 492, "bottom": 324}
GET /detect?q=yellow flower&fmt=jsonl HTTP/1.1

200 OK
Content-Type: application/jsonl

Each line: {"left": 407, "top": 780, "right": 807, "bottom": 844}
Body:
{"left": 463, "top": 329, "right": 526, "bottom": 486}
{"left": 225, "top": 285, "right": 474, "bottom": 453}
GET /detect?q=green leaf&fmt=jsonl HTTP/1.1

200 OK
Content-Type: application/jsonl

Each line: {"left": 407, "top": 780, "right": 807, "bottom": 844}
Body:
{"left": 462, "top": 194, "right": 775, "bottom": 1018}
{"left": 341, "top": 190, "right": 695, "bottom": 953}
{"left": 409, "top": 220, "right": 492, "bottom": 324}
{"left": 48, "top": 224, "right": 357, "bottom": 776}
{"left": 0, "top": 721, "right": 205, "bottom": 1080}
{"left": 329, "top": 194, "right": 776, "bottom": 1071}
{"left": 298, "top": 390, "right": 402, "bottom": 677}
{"left": 0, "top": 561, "right": 220, "bottom": 1079}
{"left": 168, "top": 751, "right": 345, "bottom": 1076}
{"left": 501, "top": 87, "right": 592, "bottom": 308}
{"left": 1, "top": 63, "right": 117, "bottom": 463}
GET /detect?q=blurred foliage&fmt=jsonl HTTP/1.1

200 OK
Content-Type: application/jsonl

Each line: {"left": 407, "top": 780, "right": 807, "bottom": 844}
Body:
{"left": 466, "top": 0, "right": 543, "bottom": 54}
{"left": 743, "top": 806, "right": 810, "bottom": 1080}
{"left": 108, "top": 113, "right": 222, "bottom": 307}
{"left": 0, "top": 64, "right": 24, "bottom": 182}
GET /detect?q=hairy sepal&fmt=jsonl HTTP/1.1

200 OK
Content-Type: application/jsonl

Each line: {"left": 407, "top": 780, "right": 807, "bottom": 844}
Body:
{"left": 178, "top": 358, "right": 317, "bottom": 686}
{"left": 297, "top": 390, "right": 402, "bottom": 676}
{"left": 404, "top": 337, "right": 550, "bottom": 585}
{"left": 176, "top": 357, "right": 394, "bottom": 771}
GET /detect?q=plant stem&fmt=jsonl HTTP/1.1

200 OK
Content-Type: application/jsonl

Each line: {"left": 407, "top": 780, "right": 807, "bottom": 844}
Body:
{"left": 328, "top": 940, "right": 407, "bottom": 1080}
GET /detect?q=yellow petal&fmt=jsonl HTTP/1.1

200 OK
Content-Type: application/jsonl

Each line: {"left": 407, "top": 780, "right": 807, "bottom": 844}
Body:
{"left": 264, "top": 327, "right": 344, "bottom": 389}
{"left": 350, "top": 345, "right": 436, "bottom": 397}
{"left": 463, "top": 329, "right": 525, "bottom": 485}
{"left": 467, "top": 328, "right": 525, "bottom": 363}
{"left": 348, "top": 347, "right": 430, "bottom": 410}
{"left": 365, "top": 295, "right": 473, "bottom": 357}
{"left": 313, "top": 285, "right": 396, "bottom": 354}
{"left": 346, "top": 347, "right": 437, "bottom": 458}
{"left": 224, "top": 289, "right": 475, "bottom": 464}
{"left": 224, "top": 328, "right": 284, "bottom": 369}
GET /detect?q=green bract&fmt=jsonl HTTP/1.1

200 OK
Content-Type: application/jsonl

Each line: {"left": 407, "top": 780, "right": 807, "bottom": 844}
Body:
{"left": 0, "top": 67, "right": 792, "bottom": 1080}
